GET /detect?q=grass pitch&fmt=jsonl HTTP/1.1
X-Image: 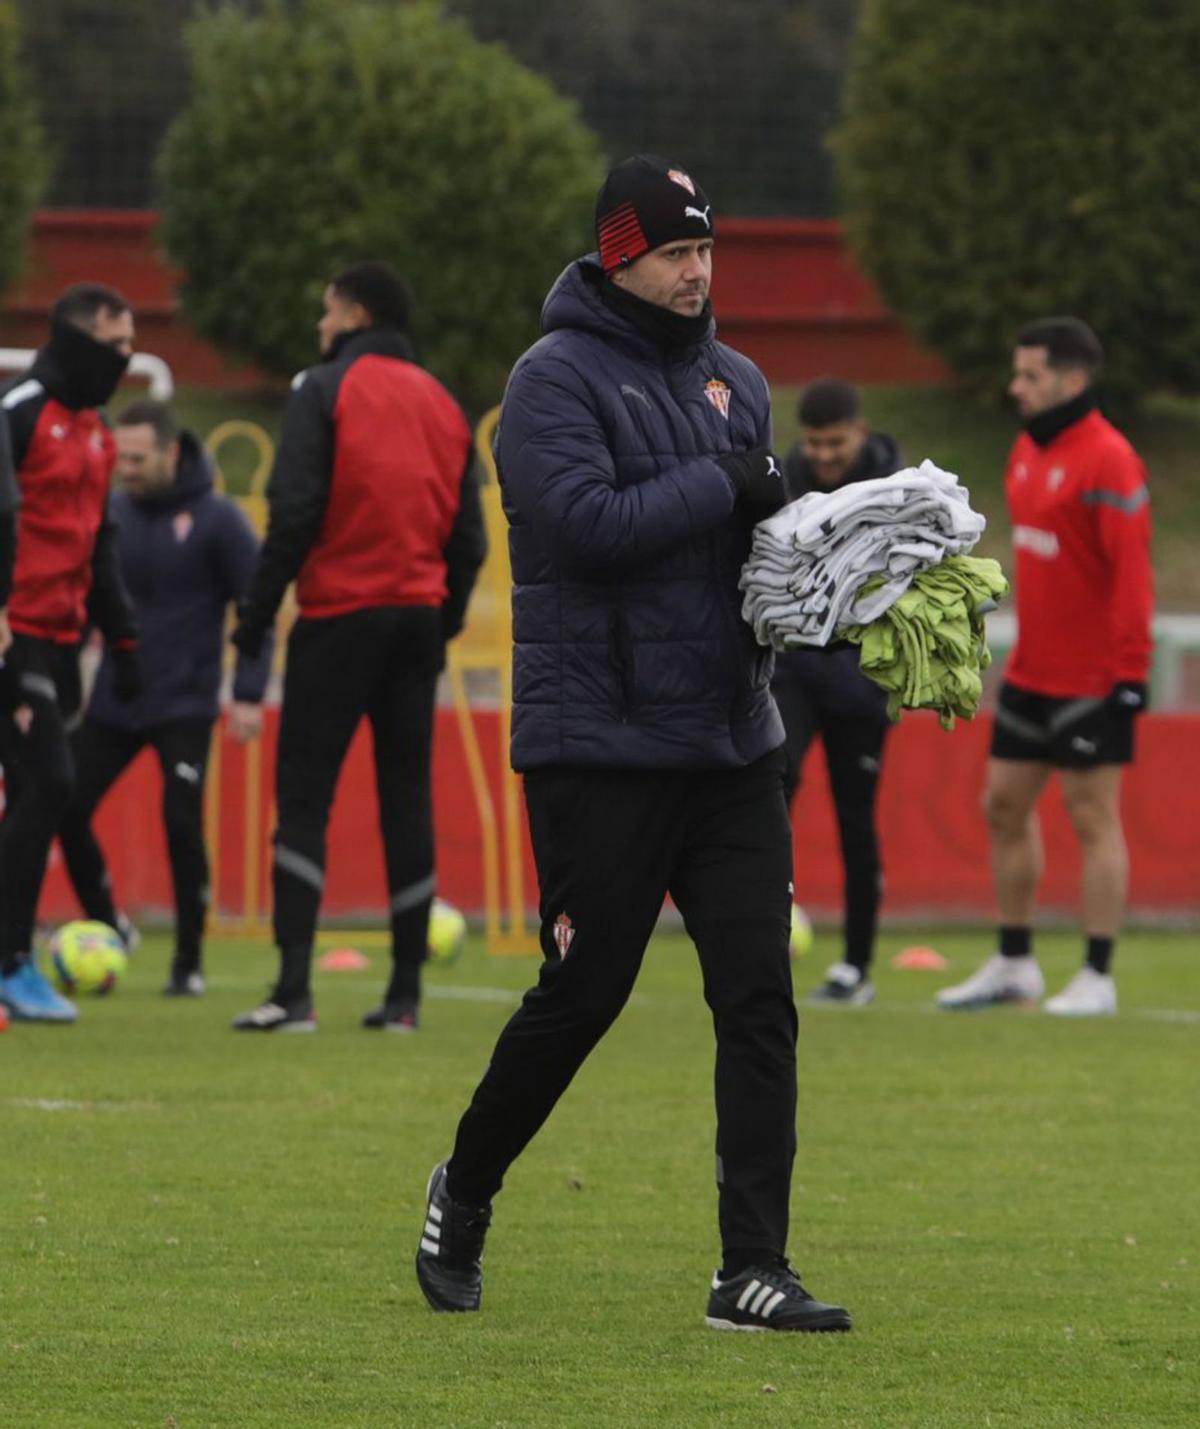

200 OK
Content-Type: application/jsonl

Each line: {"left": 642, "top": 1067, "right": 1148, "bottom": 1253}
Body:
{"left": 2, "top": 927, "right": 1196, "bottom": 1427}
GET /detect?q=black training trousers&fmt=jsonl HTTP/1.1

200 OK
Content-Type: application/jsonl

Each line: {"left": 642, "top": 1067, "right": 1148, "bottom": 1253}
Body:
{"left": 57, "top": 717, "right": 214, "bottom": 975}
{"left": 0, "top": 635, "right": 83, "bottom": 972}
{"left": 774, "top": 680, "right": 889, "bottom": 973}
{"left": 447, "top": 749, "right": 798, "bottom": 1263}
{"left": 272, "top": 607, "right": 441, "bottom": 1004}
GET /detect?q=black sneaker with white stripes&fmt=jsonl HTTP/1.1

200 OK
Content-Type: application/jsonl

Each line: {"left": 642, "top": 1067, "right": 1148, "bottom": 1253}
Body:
{"left": 230, "top": 997, "right": 316, "bottom": 1032}
{"left": 705, "top": 1263, "right": 852, "bottom": 1332}
{"left": 415, "top": 1160, "right": 492, "bottom": 1312}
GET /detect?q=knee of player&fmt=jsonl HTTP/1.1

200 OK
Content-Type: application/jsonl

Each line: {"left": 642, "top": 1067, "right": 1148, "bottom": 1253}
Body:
{"left": 981, "top": 783, "right": 1027, "bottom": 834}
{"left": 1062, "top": 792, "right": 1121, "bottom": 845}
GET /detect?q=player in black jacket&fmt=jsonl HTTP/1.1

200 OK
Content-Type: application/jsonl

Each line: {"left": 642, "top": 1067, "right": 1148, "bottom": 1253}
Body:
{"left": 774, "top": 379, "right": 903, "bottom": 1007}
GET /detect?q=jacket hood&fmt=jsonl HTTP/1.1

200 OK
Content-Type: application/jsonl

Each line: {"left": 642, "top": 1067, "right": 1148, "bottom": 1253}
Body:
{"left": 32, "top": 319, "right": 131, "bottom": 410}
{"left": 127, "top": 430, "right": 214, "bottom": 511}
{"left": 541, "top": 255, "right": 716, "bottom": 355}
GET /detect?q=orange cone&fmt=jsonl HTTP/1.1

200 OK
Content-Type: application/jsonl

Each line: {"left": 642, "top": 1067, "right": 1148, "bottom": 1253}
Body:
{"left": 891, "top": 946, "right": 948, "bottom": 971}
{"left": 318, "top": 947, "right": 371, "bottom": 972}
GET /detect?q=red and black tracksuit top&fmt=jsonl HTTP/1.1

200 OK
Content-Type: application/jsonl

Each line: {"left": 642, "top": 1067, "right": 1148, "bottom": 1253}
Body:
{"left": 1004, "top": 402, "right": 1153, "bottom": 699}
{"left": 0, "top": 345, "right": 136, "bottom": 649}
{"left": 238, "top": 326, "right": 486, "bottom": 642}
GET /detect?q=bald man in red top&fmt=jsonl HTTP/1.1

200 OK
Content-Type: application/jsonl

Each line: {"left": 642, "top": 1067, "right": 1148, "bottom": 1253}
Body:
{"left": 938, "top": 318, "right": 1153, "bottom": 1017}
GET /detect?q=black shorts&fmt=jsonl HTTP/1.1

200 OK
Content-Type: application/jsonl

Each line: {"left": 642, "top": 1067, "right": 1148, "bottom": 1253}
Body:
{"left": 990, "top": 682, "right": 1134, "bottom": 768}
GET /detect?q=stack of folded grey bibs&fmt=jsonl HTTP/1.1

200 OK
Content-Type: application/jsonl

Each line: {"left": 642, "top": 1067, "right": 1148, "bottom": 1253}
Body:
{"left": 739, "top": 459, "right": 986, "bottom": 650}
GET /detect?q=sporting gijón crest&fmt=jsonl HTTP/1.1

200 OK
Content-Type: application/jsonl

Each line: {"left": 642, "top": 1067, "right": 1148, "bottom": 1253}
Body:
{"left": 553, "top": 912, "right": 576, "bottom": 958}
{"left": 704, "top": 378, "right": 731, "bottom": 419}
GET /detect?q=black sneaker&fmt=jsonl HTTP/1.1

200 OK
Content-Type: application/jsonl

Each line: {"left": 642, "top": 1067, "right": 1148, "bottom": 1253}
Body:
{"left": 231, "top": 997, "right": 316, "bottom": 1032}
{"left": 362, "top": 998, "right": 418, "bottom": 1032}
{"left": 163, "top": 971, "right": 206, "bottom": 997}
{"left": 705, "top": 1263, "right": 852, "bottom": 1332}
{"left": 415, "top": 1160, "right": 492, "bottom": 1312}
{"left": 807, "top": 962, "right": 875, "bottom": 1006}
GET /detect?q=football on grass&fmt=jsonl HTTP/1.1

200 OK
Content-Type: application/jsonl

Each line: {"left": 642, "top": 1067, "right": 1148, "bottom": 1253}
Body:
{"left": 427, "top": 898, "right": 467, "bottom": 965}
{"left": 48, "top": 921, "right": 128, "bottom": 996}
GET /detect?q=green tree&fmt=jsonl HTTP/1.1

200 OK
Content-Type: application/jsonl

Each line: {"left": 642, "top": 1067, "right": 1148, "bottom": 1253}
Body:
{"left": 0, "top": 1, "right": 47, "bottom": 294}
{"left": 834, "top": 1, "right": 1200, "bottom": 406}
{"left": 158, "top": 0, "right": 602, "bottom": 410}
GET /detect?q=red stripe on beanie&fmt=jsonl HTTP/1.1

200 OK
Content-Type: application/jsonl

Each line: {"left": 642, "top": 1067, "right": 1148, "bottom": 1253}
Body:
{"left": 598, "top": 202, "right": 648, "bottom": 272}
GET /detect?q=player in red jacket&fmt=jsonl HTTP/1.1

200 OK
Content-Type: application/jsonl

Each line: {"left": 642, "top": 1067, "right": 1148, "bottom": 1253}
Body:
{"left": 229, "top": 262, "right": 486, "bottom": 1033}
{"left": 0, "top": 283, "right": 139, "bottom": 1023}
{"left": 938, "top": 318, "right": 1153, "bottom": 1017}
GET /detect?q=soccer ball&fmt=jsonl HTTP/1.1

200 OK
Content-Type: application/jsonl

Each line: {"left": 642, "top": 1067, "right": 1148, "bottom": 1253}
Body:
{"left": 47, "top": 921, "right": 128, "bottom": 996}
{"left": 427, "top": 898, "right": 467, "bottom": 965}
{"left": 789, "top": 904, "right": 814, "bottom": 959}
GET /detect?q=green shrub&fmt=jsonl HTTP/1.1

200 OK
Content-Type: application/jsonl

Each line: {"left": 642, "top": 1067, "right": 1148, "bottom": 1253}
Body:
{"left": 833, "top": 2, "right": 1200, "bottom": 407}
{"left": 0, "top": 1, "right": 47, "bottom": 295}
{"left": 158, "top": 0, "right": 602, "bottom": 411}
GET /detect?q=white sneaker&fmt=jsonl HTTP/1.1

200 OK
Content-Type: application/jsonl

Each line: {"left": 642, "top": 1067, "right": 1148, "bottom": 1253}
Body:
{"left": 936, "top": 953, "right": 1045, "bottom": 1010}
{"left": 1043, "top": 967, "right": 1117, "bottom": 1017}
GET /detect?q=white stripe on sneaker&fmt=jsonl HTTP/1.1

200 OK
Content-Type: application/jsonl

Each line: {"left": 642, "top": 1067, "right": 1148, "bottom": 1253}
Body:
{"left": 428, "top": 1203, "right": 443, "bottom": 1224}
{"left": 419, "top": 1237, "right": 439, "bottom": 1254}
{"left": 762, "top": 1290, "right": 786, "bottom": 1317}
{"left": 423, "top": 1218, "right": 440, "bottom": 1241}
{"left": 736, "top": 1279, "right": 761, "bottom": 1311}
{"left": 749, "top": 1284, "right": 774, "bottom": 1316}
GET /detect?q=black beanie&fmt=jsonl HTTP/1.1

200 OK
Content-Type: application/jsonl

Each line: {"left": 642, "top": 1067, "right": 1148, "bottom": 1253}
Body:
{"left": 595, "top": 154, "right": 714, "bottom": 273}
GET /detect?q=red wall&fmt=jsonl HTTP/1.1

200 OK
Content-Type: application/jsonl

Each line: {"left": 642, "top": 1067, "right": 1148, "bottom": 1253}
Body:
{"left": 35, "top": 709, "right": 1200, "bottom": 929}
{"left": 2, "top": 211, "right": 947, "bottom": 389}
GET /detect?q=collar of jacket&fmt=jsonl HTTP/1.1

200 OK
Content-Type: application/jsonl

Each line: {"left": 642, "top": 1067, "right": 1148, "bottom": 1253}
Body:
{"left": 1024, "top": 388, "right": 1097, "bottom": 448}
{"left": 31, "top": 318, "right": 130, "bottom": 410}
{"left": 323, "top": 325, "right": 416, "bottom": 366}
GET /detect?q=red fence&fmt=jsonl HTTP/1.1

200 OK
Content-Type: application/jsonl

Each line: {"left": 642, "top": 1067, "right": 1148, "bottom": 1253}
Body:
{"left": 36, "top": 708, "right": 1200, "bottom": 930}
{"left": 2, "top": 211, "right": 948, "bottom": 389}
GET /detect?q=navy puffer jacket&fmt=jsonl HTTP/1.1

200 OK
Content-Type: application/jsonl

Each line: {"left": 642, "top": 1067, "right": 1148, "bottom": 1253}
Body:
{"left": 497, "top": 256, "right": 785, "bottom": 771}
{"left": 88, "top": 433, "right": 272, "bottom": 731}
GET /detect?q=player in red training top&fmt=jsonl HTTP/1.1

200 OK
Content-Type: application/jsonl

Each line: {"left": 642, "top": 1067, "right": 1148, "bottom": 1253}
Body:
{"left": 938, "top": 317, "right": 1152, "bottom": 1018}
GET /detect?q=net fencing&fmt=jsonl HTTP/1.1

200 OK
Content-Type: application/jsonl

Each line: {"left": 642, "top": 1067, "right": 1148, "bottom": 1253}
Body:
{"left": 18, "top": 0, "right": 858, "bottom": 214}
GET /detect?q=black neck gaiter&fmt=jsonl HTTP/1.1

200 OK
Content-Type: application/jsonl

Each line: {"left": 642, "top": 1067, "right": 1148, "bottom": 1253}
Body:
{"left": 599, "top": 280, "right": 713, "bottom": 353}
{"left": 37, "top": 319, "right": 131, "bottom": 410}
{"left": 1025, "top": 388, "right": 1097, "bottom": 448}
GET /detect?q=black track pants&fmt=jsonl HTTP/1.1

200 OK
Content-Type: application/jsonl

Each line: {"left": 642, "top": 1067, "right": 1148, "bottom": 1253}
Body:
{"left": 271, "top": 608, "right": 441, "bottom": 1003}
{"left": 0, "top": 637, "right": 83, "bottom": 971}
{"left": 774, "top": 680, "right": 889, "bottom": 973}
{"left": 57, "top": 717, "right": 214, "bottom": 973}
{"left": 447, "top": 749, "right": 798, "bottom": 1262}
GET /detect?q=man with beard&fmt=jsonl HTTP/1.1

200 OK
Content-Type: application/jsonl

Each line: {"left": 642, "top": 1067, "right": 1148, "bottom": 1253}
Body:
{"left": 55, "top": 400, "right": 271, "bottom": 997}
{"left": 938, "top": 318, "right": 1153, "bottom": 1017}
{"left": 415, "top": 156, "right": 851, "bottom": 1333}
{"left": 774, "top": 378, "right": 903, "bottom": 1007}
{"left": 0, "top": 283, "right": 139, "bottom": 1023}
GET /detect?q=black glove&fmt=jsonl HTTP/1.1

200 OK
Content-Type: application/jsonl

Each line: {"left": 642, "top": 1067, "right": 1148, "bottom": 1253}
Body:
{"left": 716, "top": 447, "right": 787, "bottom": 515}
{"left": 1109, "top": 680, "right": 1148, "bottom": 718}
{"left": 110, "top": 647, "right": 143, "bottom": 705}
